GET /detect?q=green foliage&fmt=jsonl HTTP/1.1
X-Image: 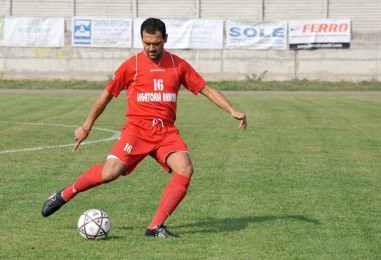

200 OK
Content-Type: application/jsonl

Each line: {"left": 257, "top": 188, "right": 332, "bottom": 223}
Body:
{"left": 0, "top": 79, "right": 108, "bottom": 90}
{"left": 0, "top": 91, "right": 380, "bottom": 259}
{"left": 1, "top": 79, "right": 381, "bottom": 91}
{"left": 207, "top": 79, "right": 381, "bottom": 91}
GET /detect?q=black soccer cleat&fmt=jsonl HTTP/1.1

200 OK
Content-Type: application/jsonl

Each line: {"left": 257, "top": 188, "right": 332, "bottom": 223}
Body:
{"left": 41, "top": 189, "right": 67, "bottom": 217}
{"left": 145, "top": 224, "right": 179, "bottom": 238}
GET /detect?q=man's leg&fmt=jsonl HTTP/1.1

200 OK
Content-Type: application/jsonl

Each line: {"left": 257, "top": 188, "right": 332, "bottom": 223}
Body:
{"left": 41, "top": 159, "right": 127, "bottom": 217}
{"left": 61, "top": 164, "right": 104, "bottom": 201}
{"left": 145, "top": 152, "right": 192, "bottom": 238}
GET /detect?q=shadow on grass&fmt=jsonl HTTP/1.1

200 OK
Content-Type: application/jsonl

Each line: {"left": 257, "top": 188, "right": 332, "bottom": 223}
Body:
{"left": 177, "top": 215, "right": 321, "bottom": 234}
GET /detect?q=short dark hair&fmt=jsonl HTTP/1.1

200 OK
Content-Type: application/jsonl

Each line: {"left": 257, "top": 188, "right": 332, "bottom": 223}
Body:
{"left": 140, "top": 18, "right": 166, "bottom": 38}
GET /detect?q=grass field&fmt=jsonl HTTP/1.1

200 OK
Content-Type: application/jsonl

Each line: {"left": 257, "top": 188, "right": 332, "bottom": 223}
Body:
{"left": 0, "top": 88, "right": 380, "bottom": 259}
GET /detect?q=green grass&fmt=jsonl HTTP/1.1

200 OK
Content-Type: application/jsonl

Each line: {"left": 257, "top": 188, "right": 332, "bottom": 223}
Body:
{"left": 0, "top": 91, "right": 380, "bottom": 259}
{"left": 1, "top": 79, "right": 381, "bottom": 91}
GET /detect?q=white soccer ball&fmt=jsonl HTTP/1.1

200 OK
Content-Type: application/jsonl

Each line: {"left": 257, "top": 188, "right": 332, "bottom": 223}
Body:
{"left": 78, "top": 209, "right": 111, "bottom": 240}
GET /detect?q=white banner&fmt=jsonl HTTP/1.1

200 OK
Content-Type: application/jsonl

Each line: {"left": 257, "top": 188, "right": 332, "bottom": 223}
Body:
{"left": 226, "top": 20, "right": 287, "bottom": 50}
{"left": 289, "top": 19, "right": 351, "bottom": 50}
{"left": 3, "top": 17, "right": 64, "bottom": 47}
{"left": 134, "top": 19, "right": 223, "bottom": 49}
{"left": 0, "top": 17, "right": 4, "bottom": 45}
{"left": 72, "top": 17, "right": 132, "bottom": 48}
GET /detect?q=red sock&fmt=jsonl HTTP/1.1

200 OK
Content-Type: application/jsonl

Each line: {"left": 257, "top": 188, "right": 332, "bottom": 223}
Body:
{"left": 148, "top": 173, "right": 191, "bottom": 229}
{"left": 62, "top": 164, "right": 105, "bottom": 201}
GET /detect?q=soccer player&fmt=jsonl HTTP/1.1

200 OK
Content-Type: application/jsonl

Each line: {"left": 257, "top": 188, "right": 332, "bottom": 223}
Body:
{"left": 41, "top": 17, "right": 247, "bottom": 238}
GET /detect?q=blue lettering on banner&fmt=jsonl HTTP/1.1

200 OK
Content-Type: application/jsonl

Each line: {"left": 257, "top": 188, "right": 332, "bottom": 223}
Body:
{"left": 229, "top": 27, "right": 241, "bottom": 37}
{"left": 229, "top": 27, "right": 285, "bottom": 38}
{"left": 272, "top": 28, "right": 285, "bottom": 38}
{"left": 73, "top": 19, "right": 91, "bottom": 45}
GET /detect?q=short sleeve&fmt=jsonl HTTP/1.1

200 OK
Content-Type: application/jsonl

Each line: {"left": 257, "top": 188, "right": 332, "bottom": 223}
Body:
{"left": 106, "top": 59, "right": 134, "bottom": 97}
{"left": 178, "top": 60, "right": 206, "bottom": 95}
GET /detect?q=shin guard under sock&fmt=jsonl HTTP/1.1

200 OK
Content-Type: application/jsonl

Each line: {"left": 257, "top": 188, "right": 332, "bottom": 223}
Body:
{"left": 62, "top": 164, "right": 105, "bottom": 201}
{"left": 148, "top": 173, "right": 191, "bottom": 229}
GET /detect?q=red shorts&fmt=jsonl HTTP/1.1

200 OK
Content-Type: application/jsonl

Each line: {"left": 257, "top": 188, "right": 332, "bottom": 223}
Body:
{"left": 107, "top": 117, "right": 188, "bottom": 175}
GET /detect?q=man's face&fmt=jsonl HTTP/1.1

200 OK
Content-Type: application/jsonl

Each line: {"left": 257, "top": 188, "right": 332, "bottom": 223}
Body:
{"left": 142, "top": 30, "right": 167, "bottom": 62}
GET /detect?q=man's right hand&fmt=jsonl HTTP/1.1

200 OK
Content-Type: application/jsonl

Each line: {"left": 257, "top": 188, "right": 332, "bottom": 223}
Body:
{"left": 72, "top": 126, "right": 90, "bottom": 152}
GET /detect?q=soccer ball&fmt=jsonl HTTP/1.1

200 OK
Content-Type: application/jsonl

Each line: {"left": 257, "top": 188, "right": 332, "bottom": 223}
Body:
{"left": 78, "top": 209, "right": 111, "bottom": 240}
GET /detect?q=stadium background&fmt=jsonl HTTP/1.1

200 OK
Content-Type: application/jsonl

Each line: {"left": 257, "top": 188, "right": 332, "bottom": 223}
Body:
{"left": 0, "top": 0, "right": 380, "bottom": 82}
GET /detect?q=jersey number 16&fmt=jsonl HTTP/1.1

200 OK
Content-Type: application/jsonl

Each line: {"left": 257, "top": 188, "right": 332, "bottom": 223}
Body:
{"left": 153, "top": 79, "right": 164, "bottom": 91}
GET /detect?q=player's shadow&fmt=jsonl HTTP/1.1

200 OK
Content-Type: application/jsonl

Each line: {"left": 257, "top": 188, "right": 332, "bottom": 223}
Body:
{"left": 176, "top": 215, "right": 321, "bottom": 234}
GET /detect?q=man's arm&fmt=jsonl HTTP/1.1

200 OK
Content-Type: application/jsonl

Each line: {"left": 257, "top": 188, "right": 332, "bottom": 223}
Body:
{"left": 200, "top": 85, "right": 247, "bottom": 129}
{"left": 72, "top": 89, "right": 114, "bottom": 151}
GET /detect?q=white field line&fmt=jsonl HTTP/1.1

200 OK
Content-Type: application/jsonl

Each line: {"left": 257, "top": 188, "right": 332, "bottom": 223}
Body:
{"left": 0, "top": 121, "right": 120, "bottom": 154}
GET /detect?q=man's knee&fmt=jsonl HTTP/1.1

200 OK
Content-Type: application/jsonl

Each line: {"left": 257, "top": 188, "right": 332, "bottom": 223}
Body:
{"left": 102, "top": 159, "right": 127, "bottom": 182}
{"left": 174, "top": 162, "right": 193, "bottom": 177}
{"left": 182, "top": 164, "right": 193, "bottom": 177}
{"left": 166, "top": 152, "right": 194, "bottom": 177}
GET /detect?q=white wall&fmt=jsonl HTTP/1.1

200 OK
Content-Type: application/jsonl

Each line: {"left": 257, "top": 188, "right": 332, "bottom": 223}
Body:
{"left": 1, "top": 32, "right": 380, "bottom": 82}
{"left": 1, "top": 0, "right": 380, "bottom": 82}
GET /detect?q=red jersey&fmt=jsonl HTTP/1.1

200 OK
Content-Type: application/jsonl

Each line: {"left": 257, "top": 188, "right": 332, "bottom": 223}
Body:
{"left": 106, "top": 51, "right": 206, "bottom": 123}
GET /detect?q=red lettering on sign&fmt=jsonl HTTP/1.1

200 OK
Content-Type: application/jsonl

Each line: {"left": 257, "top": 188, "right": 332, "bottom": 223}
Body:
{"left": 339, "top": 24, "right": 349, "bottom": 32}
{"left": 329, "top": 24, "right": 338, "bottom": 32}
{"left": 319, "top": 24, "right": 328, "bottom": 32}
{"left": 302, "top": 23, "right": 349, "bottom": 33}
